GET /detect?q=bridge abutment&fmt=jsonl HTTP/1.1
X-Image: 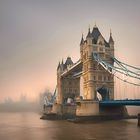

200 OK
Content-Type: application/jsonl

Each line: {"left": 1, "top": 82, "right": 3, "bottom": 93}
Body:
{"left": 76, "top": 100, "right": 99, "bottom": 116}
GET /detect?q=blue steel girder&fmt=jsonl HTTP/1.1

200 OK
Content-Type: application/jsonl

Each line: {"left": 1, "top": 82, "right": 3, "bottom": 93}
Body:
{"left": 99, "top": 99, "right": 140, "bottom": 106}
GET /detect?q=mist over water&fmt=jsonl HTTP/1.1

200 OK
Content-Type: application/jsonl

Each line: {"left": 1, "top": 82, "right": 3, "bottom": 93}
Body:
{"left": 0, "top": 1, "right": 140, "bottom": 139}
{"left": 0, "top": 112, "right": 140, "bottom": 140}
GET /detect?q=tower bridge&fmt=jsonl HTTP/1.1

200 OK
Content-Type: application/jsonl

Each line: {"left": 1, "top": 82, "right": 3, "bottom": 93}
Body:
{"left": 45, "top": 25, "right": 140, "bottom": 118}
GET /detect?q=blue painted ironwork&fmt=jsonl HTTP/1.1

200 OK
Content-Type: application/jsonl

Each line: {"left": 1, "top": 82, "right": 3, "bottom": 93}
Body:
{"left": 99, "top": 99, "right": 140, "bottom": 106}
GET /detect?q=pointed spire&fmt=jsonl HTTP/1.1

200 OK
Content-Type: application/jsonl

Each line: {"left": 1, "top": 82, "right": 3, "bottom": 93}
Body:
{"left": 57, "top": 61, "right": 61, "bottom": 70}
{"left": 80, "top": 34, "right": 84, "bottom": 46}
{"left": 60, "top": 59, "right": 64, "bottom": 71}
{"left": 61, "top": 59, "right": 64, "bottom": 65}
{"left": 86, "top": 26, "right": 92, "bottom": 38}
{"left": 94, "top": 21, "right": 97, "bottom": 28}
{"left": 109, "top": 29, "right": 114, "bottom": 44}
{"left": 110, "top": 29, "right": 112, "bottom": 36}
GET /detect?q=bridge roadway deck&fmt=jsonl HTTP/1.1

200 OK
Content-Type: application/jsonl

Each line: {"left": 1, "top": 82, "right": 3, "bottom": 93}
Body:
{"left": 99, "top": 99, "right": 140, "bottom": 106}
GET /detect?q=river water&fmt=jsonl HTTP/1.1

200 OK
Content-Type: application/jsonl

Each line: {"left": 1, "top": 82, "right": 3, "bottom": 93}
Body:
{"left": 0, "top": 112, "right": 139, "bottom": 140}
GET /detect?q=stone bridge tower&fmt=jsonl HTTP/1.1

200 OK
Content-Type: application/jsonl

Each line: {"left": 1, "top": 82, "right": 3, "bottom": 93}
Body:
{"left": 57, "top": 57, "right": 80, "bottom": 104}
{"left": 80, "top": 25, "right": 114, "bottom": 100}
{"left": 54, "top": 24, "right": 114, "bottom": 116}
{"left": 76, "top": 25, "right": 114, "bottom": 116}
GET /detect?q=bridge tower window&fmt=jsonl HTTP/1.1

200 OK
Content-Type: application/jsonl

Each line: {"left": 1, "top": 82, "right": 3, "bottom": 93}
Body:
{"left": 98, "top": 75, "right": 102, "bottom": 81}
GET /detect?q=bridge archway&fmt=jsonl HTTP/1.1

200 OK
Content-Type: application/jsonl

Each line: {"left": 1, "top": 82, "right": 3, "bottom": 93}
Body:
{"left": 96, "top": 85, "right": 110, "bottom": 101}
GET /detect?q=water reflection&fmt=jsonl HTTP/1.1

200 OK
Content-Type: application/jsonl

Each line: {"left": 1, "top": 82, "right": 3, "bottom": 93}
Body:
{"left": 0, "top": 112, "right": 139, "bottom": 140}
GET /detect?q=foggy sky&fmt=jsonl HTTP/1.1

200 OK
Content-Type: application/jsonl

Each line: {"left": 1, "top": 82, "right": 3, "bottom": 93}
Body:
{"left": 0, "top": 0, "right": 140, "bottom": 101}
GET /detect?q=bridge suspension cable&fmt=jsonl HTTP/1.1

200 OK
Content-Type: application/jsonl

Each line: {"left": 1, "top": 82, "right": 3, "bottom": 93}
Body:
{"left": 113, "top": 57, "right": 140, "bottom": 71}
{"left": 93, "top": 53, "right": 140, "bottom": 86}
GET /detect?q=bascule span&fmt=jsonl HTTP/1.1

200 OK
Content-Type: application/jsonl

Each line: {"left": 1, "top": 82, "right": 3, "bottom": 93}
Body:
{"left": 100, "top": 99, "right": 140, "bottom": 106}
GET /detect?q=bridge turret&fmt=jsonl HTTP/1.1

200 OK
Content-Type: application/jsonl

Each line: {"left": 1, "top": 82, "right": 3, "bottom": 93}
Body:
{"left": 57, "top": 61, "right": 60, "bottom": 70}
{"left": 57, "top": 61, "right": 61, "bottom": 75}
{"left": 57, "top": 59, "right": 64, "bottom": 76}
{"left": 80, "top": 34, "right": 84, "bottom": 47}
{"left": 64, "top": 56, "right": 73, "bottom": 69}
{"left": 86, "top": 27, "right": 93, "bottom": 45}
{"left": 80, "top": 34, "right": 84, "bottom": 61}
{"left": 109, "top": 30, "right": 114, "bottom": 47}
{"left": 108, "top": 30, "right": 114, "bottom": 56}
{"left": 60, "top": 59, "right": 64, "bottom": 71}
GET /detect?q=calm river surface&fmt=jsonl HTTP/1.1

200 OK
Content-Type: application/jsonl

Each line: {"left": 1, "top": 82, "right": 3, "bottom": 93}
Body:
{"left": 0, "top": 112, "right": 139, "bottom": 140}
